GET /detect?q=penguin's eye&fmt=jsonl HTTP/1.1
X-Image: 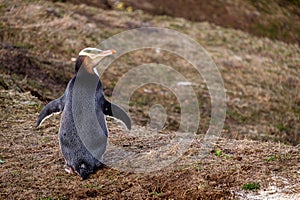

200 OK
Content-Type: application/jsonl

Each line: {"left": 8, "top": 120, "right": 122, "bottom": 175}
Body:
{"left": 84, "top": 49, "right": 102, "bottom": 54}
{"left": 84, "top": 49, "right": 93, "bottom": 53}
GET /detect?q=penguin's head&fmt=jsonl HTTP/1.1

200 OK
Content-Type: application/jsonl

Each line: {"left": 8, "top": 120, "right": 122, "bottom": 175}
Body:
{"left": 75, "top": 47, "right": 116, "bottom": 75}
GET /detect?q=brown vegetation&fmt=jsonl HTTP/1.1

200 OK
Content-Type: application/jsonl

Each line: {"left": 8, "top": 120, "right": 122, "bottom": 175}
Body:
{"left": 0, "top": 0, "right": 299, "bottom": 199}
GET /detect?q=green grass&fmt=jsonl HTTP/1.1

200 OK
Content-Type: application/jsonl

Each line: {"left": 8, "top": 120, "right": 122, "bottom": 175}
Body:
{"left": 285, "top": 0, "right": 300, "bottom": 6}
{"left": 38, "top": 195, "right": 67, "bottom": 200}
{"left": 242, "top": 182, "right": 260, "bottom": 190}
{"left": 39, "top": 198, "right": 53, "bottom": 200}
{"left": 14, "top": 42, "right": 34, "bottom": 49}
{"left": 150, "top": 191, "right": 163, "bottom": 196}
{"left": 215, "top": 149, "right": 221, "bottom": 157}
{"left": 276, "top": 124, "right": 287, "bottom": 132}
{"left": 264, "top": 155, "right": 276, "bottom": 162}
{"left": 227, "top": 109, "right": 247, "bottom": 123}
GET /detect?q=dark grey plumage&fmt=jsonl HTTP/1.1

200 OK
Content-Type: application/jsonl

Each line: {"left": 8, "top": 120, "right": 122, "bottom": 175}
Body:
{"left": 36, "top": 48, "right": 131, "bottom": 179}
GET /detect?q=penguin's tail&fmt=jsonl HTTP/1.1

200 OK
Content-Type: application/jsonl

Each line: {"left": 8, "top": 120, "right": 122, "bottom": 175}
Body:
{"left": 79, "top": 168, "right": 89, "bottom": 180}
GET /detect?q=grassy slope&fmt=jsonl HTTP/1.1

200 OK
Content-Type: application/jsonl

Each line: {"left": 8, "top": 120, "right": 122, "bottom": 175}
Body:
{"left": 0, "top": 0, "right": 299, "bottom": 199}
{"left": 119, "top": 0, "right": 300, "bottom": 44}
{"left": 0, "top": 89, "right": 299, "bottom": 199}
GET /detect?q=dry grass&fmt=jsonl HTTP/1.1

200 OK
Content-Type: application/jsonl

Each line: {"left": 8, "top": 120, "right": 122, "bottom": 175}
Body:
{"left": 0, "top": 90, "right": 299, "bottom": 199}
{"left": 0, "top": 0, "right": 300, "bottom": 199}
{"left": 118, "top": 0, "right": 300, "bottom": 44}
{"left": 1, "top": 0, "right": 299, "bottom": 145}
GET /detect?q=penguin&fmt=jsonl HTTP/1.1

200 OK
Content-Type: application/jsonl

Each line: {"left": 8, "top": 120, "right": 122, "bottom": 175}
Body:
{"left": 36, "top": 47, "right": 131, "bottom": 179}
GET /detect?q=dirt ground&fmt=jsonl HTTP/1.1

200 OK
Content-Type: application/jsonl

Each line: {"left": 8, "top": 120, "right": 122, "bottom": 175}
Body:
{"left": 0, "top": 0, "right": 300, "bottom": 199}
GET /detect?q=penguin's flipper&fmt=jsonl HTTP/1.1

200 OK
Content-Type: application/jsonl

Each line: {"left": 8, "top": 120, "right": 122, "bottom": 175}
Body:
{"left": 103, "top": 99, "right": 131, "bottom": 130}
{"left": 36, "top": 95, "right": 65, "bottom": 128}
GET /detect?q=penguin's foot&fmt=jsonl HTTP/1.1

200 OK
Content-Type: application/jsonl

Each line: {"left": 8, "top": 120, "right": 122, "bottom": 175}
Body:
{"left": 64, "top": 165, "right": 75, "bottom": 174}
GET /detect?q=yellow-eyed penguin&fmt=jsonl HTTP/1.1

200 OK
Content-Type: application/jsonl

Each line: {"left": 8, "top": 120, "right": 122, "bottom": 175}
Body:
{"left": 36, "top": 47, "right": 131, "bottom": 179}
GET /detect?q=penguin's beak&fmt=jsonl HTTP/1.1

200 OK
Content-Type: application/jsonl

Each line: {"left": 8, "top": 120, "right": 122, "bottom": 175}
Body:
{"left": 88, "top": 49, "right": 117, "bottom": 61}
{"left": 78, "top": 48, "right": 116, "bottom": 75}
{"left": 90, "top": 49, "right": 116, "bottom": 60}
{"left": 90, "top": 49, "right": 116, "bottom": 76}
{"left": 98, "top": 49, "right": 116, "bottom": 57}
